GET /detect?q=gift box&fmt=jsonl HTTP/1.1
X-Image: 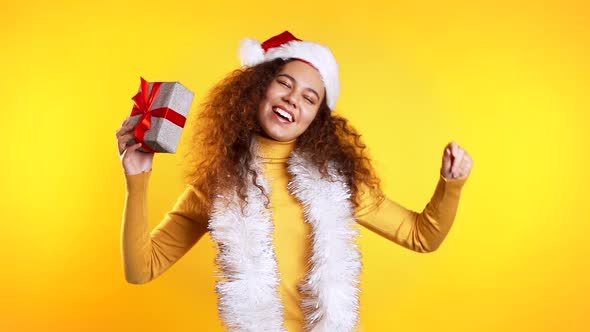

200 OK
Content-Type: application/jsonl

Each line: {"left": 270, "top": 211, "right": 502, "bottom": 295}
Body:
{"left": 127, "top": 77, "right": 194, "bottom": 153}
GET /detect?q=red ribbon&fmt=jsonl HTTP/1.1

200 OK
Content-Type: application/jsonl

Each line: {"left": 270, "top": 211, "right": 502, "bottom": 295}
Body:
{"left": 130, "top": 77, "right": 187, "bottom": 153}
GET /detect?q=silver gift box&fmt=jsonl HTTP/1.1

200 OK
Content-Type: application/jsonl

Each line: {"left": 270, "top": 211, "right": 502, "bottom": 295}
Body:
{"left": 128, "top": 80, "right": 194, "bottom": 153}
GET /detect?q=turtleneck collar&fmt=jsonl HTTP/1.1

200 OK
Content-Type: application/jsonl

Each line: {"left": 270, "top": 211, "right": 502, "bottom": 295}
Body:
{"left": 252, "top": 134, "right": 296, "bottom": 162}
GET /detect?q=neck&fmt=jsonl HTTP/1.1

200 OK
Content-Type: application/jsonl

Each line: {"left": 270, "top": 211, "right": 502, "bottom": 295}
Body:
{"left": 252, "top": 134, "right": 296, "bottom": 161}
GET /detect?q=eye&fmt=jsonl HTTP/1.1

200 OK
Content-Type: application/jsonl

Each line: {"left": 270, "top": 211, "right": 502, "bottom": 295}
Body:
{"left": 278, "top": 80, "right": 290, "bottom": 88}
{"left": 304, "top": 97, "right": 315, "bottom": 104}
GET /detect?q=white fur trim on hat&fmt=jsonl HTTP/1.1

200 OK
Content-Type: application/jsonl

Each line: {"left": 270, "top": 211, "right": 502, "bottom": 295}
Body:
{"left": 238, "top": 38, "right": 265, "bottom": 67}
{"left": 238, "top": 35, "right": 341, "bottom": 111}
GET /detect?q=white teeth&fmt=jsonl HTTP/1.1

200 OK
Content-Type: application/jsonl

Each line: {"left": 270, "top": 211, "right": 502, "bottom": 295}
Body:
{"left": 273, "top": 107, "right": 293, "bottom": 122}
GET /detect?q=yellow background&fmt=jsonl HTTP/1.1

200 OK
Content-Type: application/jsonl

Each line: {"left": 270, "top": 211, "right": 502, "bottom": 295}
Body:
{"left": 1, "top": 0, "right": 588, "bottom": 331}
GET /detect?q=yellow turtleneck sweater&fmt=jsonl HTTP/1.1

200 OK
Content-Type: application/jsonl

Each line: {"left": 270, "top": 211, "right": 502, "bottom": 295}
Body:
{"left": 121, "top": 134, "right": 468, "bottom": 331}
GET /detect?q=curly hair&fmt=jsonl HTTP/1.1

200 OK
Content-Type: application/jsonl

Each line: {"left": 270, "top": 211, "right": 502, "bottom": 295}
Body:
{"left": 181, "top": 57, "right": 384, "bottom": 213}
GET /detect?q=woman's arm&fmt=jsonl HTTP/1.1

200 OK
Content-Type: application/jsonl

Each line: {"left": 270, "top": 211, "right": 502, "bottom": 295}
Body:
{"left": 121, "top": 171, "right": 209, "bottom": 284}
{"left": 355, "top": 173, "right": 468, "bottom": 253}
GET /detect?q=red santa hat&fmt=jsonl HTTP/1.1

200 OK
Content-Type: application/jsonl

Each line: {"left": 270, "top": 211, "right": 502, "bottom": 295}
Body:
{"left": 238, "top": 30, "right": 341, "bottom": 111}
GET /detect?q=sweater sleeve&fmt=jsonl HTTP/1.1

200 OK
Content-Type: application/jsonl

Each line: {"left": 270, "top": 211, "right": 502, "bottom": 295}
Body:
{"left": 120, "top": 170, "right": 210, "bottom": 284}
{"left": 355, "top": 173, "right": 468, "bottom": 253}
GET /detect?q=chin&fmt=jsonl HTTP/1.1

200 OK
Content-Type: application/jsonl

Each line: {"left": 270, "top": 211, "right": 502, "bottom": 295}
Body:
{"left": 262, "top": 128, "right": 296, "bottom": 142}
{"left": 258, "top": 117, "right": 296, "bottom": 142}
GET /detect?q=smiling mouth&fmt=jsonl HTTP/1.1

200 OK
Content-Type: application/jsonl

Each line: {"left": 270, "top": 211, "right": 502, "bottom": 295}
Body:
{"left": 272, "top": 106, "right": 294, "bottom": 123}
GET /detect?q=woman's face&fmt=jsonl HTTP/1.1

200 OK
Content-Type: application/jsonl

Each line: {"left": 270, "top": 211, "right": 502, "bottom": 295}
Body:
{"left": 257, "top": 60, "right": 326, "bottom": 142}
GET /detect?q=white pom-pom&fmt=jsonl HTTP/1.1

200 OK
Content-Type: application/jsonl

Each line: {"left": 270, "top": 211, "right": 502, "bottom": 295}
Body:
{"left": 238, "top": 38, "right": 265, "bottom": 66}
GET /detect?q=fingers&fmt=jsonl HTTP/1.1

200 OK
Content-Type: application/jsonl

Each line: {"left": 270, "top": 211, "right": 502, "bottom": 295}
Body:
{"left": 443, "top": 141, "right": 473, "bottom": 179}
{"left": 116, "top": 117, "right": 134, "bottom": 138}
{"left": 117, "top": 132, "right": 136, "bottom": 155}
{"left": 458, "top": 152, "right": 473, "bottom": 177}
{"left": 116, "top": 117, "right": 137, "bottom": 155}
{"left": 124, "top": 142, "right": 143, "bottom": 155}
{"left": 442, "top": 147, "right": 452, "bottom": 175}
{"left": 451, "top": 145, "right": 465, "bottom": 177}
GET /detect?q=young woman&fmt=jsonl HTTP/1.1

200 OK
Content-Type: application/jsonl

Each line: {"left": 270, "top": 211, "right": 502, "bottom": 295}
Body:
{"left": 116, "top": 31, "right": 473, "bottom": 332}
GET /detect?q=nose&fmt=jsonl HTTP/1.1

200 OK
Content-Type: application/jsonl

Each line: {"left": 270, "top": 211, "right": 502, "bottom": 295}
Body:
{"left": 282, "top": 90, "right": 298, "bottom": 108}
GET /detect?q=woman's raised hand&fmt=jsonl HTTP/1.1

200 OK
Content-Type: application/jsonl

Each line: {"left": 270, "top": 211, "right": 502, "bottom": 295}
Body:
{"left": 441, "top": 141, "right": 473, "bottom": 180}
{"left": 116, "top": 116, "right": 155, "bottom": 175}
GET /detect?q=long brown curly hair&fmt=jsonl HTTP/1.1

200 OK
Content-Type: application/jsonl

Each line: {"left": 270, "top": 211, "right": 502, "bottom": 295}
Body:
{"left": 181, "top": 57, "right": 384, "bottom": 213}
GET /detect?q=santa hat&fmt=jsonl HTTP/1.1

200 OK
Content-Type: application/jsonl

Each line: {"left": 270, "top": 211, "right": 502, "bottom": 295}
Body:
{"left": 238, "top": 30, "right": 340, "bottom": 111}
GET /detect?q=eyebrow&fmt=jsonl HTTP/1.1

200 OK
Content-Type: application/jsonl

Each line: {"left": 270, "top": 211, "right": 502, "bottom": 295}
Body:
{"left": 276, "top": 73, "right": 321, "bottom": 101}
